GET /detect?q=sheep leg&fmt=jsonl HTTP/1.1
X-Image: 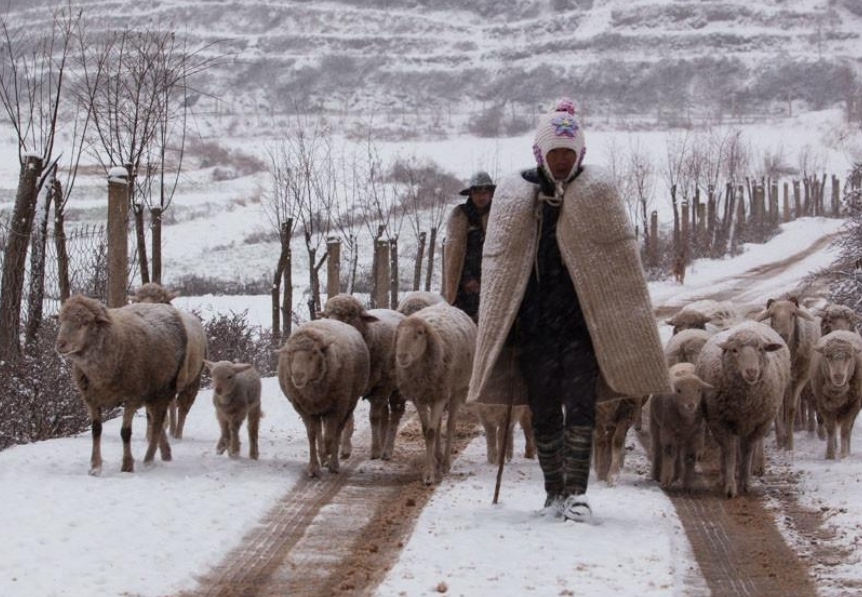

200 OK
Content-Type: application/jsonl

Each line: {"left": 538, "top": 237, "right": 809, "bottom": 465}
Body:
{"left": 382, "top": 392, "right": 406, "bottom": 461}
{"left": 368, "top": 396, "right": 387, "bottom": 460}
{"left": 415, "top": 402, "right": 438, "bottom": 485}
{"left": 681, "top": 446, "right": 697, "bottom": 492}
{"left": 174, "top": 376, "right": 202, "bottom": 440}
{"left": 303, "top": 415, "right": 322, "bottom": 478}
{"left": 480, "top": 416, "right": 497, "bottom": 465}
{"left": 521, "top": 410, "right": 536, "bottom": 459}
{"left": 608, "top": 421, "right": 630, "bottom": 484}
{"left": 824, "top": 417, "right": 837, "bottom": 460}
{"left": 144, "top": 403, "right": 171, "bottom": 464}
{"left": 216, "top": 413, "right": 230, "bottom": 455}
{"left": 719, "top": 436, "right": 739, "bottom": 499}
{"left": 323, "top": 415, "right": 342, "bottom": 474}
{"left": 88, "top": 404, "right": 103, "bottom": 476}
{"left": 751, "top": 438, "right": 765, "bottom": 476}
{"left": 228, "top": 418, "right": 242, "bottom": 458}
{"left": 594, "top": 434, "right": 610, "bottom": 482}
{"left": 339, "top": 413, "right": 354, "bottom": 460}
{"left": 505, "top": 418, "right": 515, "bottom": 462}
{"left": 120, "top": 406, "right": 138, "bottom": 473}
{"left": 784, "top": 381, "right": 804, "bottom": 450}
{"left": 441, "top": 397, "right": 459, "bottom": 476}
{"left": 737, "top": 437, "right": 757, "bottom": 495}
{"left": 659, "top": 443, "right": 675, "bottom": 489}
{"left": 168, "top": 399, "right": 179, "bottom": 438}
{"left": 247, "top": 404, "right": 261, "bottom": 460}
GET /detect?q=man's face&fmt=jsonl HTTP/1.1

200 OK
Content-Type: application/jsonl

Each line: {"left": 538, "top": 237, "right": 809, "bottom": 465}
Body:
{"left": 470, "top": 186, "right": 494, "bottom": 210}
{"left": 546, "top": 148, "right": 578, "bottom": 181}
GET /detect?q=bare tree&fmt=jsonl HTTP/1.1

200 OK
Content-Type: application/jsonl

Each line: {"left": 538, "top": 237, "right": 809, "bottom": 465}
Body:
{"left": 0, "top": 4, "right": 81, "bottom": 361}
{"left": 77, "top": 23, "right": 219, "bottom": 285}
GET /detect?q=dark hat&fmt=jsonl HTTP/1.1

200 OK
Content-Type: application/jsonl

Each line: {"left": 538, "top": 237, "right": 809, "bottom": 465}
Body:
{"left": 459, "top": 170, "right": 496, "bottom": 196}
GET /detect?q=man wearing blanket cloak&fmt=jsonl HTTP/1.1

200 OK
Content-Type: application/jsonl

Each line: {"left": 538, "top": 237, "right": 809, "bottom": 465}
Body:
{"left": 467, "top": 98, "right": 671, "bottom": 522}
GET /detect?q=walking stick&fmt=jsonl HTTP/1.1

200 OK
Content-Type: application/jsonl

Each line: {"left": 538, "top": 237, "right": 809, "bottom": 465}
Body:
{"left": 493, "top": 346, "right": 517, "bottom": 505}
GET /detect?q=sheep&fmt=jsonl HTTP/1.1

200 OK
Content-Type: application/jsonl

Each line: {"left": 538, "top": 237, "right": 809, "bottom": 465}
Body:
{"left": 396, "top": 290, "right": 445, "bottom": 316}
{"left": 808, "top": 330, "right": 862, "bottom": 460}
{"left": 319, "top": 294, "right": 406, "bottom": 460}
{"left": 54, "top": 294, "right": 188, "bottom": 475}
{"left": 129, "top": 282, "right": 208, "bottom": 440}
{"left": 754, "top": 297, "right": 820, "bottom": 450}
{"left": 203, "top": 360, "right": 262, "bottom": 460}
{"left": 665, "top": 308, "right": 711, "bottom": 335}
{"left": 818, "top": 303, "right": 862, "bottom": 336}
{"left": 394, "top": 302, "right": 477, "bottom": 485}
{"left": 695, "top": 320, "right": 791, "bottom": 498}
{"left": 473, "top": 345, "right": 535, "bottom": 465}
{"left": 649, "top": 363, "right": 713, "bottom": 491}
{"left": 664, "top": 328, "right": 712, "bottom": 367}
{"left": 277, "top": 318, "right": 370, "bottom": 477}
{"left": 594, "top": 390, "right": 644, "bottom": 486}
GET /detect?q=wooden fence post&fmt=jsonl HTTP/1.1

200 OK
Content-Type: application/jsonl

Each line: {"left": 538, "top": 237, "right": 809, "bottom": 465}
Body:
{"left": 107, "top": 166, "right": 129, "bottom": 309}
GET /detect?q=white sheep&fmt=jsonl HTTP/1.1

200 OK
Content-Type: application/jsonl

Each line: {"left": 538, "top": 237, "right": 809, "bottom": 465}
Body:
{"left": 664, "top": 308, "right": 711, "bottom": 335}
{"left": 473, "top": 345, "right": 535, "bottom": 465}
{"left": 54, "top": 294, "right": 188, "bottom": 475}
{"left": 277, "top": 318, "right": 370, "bottom": 477}
{"left": 319, "top": 294, "right": 406, "bottom": 460}
{"left": 664, "top": 328, "right": 712, "bottom": 367}
{"left": 809, "top": 330, "right": 862, "bottom": 460}
{"left": 695, "top": 320, "right": 791, "bottom": 498}
{"left": 649, "top": 363, "right": 713, "bottom": 491}
{"left": 396, "top": 290, "right": 445, "bottom": 316}
{"left": 394, "top": 302, "right": 477, "bottom": 485}
{"left": 129, "top": 282, "right": 209, "bottom": 440}
{"left": 754, "top": 297, "right": 819, "bottom": 450}
{"left": 204, "top": 360, "right": 262, "bottom": 460}
{"left": 818, "top": 303, "right": 862, "bottom": 336}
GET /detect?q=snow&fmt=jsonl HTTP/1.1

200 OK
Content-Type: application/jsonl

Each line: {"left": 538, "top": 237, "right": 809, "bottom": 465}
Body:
{"left": 2, "top": 214, "right": 859, "bottom": 597}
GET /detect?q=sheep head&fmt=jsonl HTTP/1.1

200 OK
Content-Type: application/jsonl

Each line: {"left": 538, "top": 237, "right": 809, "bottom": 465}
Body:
{"left": 54, "top": 295, "right": 111, "bottom": 358}
{"left": 205, "top": 360, "right": 253, "bottom": 402}
{"left": 815, "top": 333, "right": 862, "bottom": 388}
{"left": 284, "top": 340, "right": 330, "bottom": 390}
{"left": 665, "top": 309, "right": 710, "bottom": 335}
{"left": 320, "top": 294, "right": 378, "bottom": 337}
{"left": 821, "top": 305, "right": 861, "bottom": 335}
{"left": 755, "top": 297, "right": 815, "bottom": 343}
{"left": 128, "top": 282, "right": 179, "bottom": 304}
{"left": 717, "top": 330, "right": 785, "bottom": 385}
{"left": 668, "top": 363, "right": 713, "bottom": 421}
{"left": 395, "top": 318, "right": 429, "bottom": 368}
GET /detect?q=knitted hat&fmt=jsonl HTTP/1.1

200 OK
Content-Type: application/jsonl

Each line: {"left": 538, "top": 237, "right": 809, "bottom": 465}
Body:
{"left": 532, "top": 98, "right": 586, "bottom": 180}
{"left": 459, "top": 170, "right": 496, "bottom": 196}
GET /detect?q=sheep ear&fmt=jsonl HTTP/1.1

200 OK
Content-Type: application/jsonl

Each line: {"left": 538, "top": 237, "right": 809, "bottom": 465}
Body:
{"left": 717, "top": 340, "right": 732, "bottom": 351}
{"left": 232, "top": 363, "right": 253, "bottom": 373}
{"left": 127, "top": 295, "right": 138, "bottom": 303}
{"left": 766, "top": 298, "right": 775, "bottom": 309}
{"left": 794, "top": 306, "right": 815, "bottom": 322}
{"left": 361, "top": 313, "right": 379, "bottom": 323}
{"left": 316, "top": 310, "right": 326, "bottom": 319}
{"left": 168, "top": 291, "right": 180, "bottom": 301}
{"left": 789, "top": 296, "right": 800, "bottom": 307}
{"left": 696, "top": 378, "right": 715, "bottom": 391}
{"left": 203, "top": 359, "right": 215, "bottom": 370}
{"left": 764, "top": 342, "right": 785, "bottom": 353}
{"left": 753, "top": 309, "right": 770, "bottom": 322}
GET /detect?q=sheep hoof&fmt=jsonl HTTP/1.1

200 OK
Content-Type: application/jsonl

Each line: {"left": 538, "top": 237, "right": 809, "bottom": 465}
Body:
{"left": 88, "top": 466, "right": 102, "bottom": 476}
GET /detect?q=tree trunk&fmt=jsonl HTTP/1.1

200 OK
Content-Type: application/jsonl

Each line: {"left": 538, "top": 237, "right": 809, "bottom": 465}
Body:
{"left": 150, "top": 207, "right": 162, "bottom": 284}
{"left": 54, "top": 192, "right": 71, "bottom": 303}
{"left": 413, "top": 231, "right": 426, "bottom": 291}
{"left": 133, "top": 203, "right": 150, "bottom": 285}
{"left": 326, "top": 236, "right": 341, "bottom": 300}
{"left": 0, "top": 154, "right": 43, "bottom": 362}
{"left": 25, "top": 179, "right": 55, "bottom": 346}
{"left": 271, "top": 220, "right": 292, "bottom": 361}
{"left": 389, "top": 237, "right": 399, "bottom": 309}
{"left": 107, "top": 170, "right": 130, "bottom": 308}
{"left": 373, "top": 239, "right": 390, "bottom": 309}
{"left": 425, "top": 226, "right": 437, "bottom": 292}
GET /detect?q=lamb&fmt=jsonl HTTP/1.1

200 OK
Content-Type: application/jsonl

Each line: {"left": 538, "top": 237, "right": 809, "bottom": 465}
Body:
{"left": 808, "top": 331, "right": 862, "bottom": 460}
{"left": 664, "top": 328, "right": 712, "bottom": 367}
{"left": 474, "top": 345, "right": 535, "bottom": 465}
{"left": 649, "top": 363, "right": 713, "bottom": 491}
{"left": 695, "top": 320, "right": 791, "bottom": 498}
{"left": 204, "top": 360, "right": 262, "bottom": 460}
{"left": 396, "top": 290, "right": 445, "bottom": 316}
{"left": 277, "top": 318, "right": 370, "bottom": 477}
{"left": 754, "top": 297, "right": 819, "bottom": 449}
{"left": 319, "top": 294, "right": 406, "bottom": 460}
{"left": 394, "top": 302, "right": 477, "bottom": 485}
{"left": 594, "top": 389, "right": 644, "bottom": 486}
{"left": 54, "top": 294, "right": 188, "bottom": 475}
{"left": 129, "top": 282, "right": 209, "bottom": 439}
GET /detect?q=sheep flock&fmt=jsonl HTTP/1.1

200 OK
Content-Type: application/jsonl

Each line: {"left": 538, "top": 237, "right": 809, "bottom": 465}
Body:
{"left": 52, "top": 288, "right": 861, "bottom": 502}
